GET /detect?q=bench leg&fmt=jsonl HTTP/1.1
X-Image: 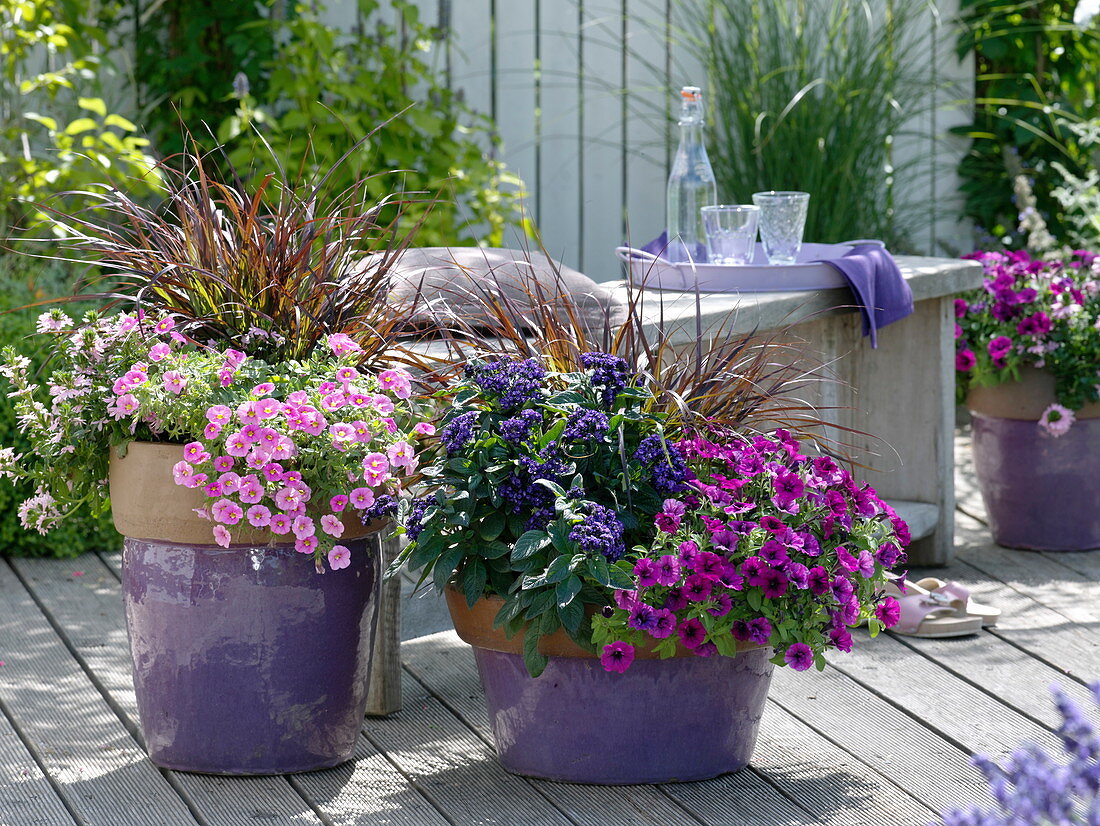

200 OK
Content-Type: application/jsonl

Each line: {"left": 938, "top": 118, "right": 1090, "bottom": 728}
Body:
{"left": 365, "top": 531, "right": 403, "bottom": 716}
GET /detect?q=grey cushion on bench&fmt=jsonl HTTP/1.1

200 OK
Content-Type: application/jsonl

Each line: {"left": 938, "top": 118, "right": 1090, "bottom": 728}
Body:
{"left": 382, "top": 246, "right": 626, "bottom": 338}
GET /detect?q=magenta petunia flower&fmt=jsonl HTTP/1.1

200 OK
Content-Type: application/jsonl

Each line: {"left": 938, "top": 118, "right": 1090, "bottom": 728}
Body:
{"left": 875, "top": 596, "right": 901, "bottom": 628}
{"left": 633, "top": 557, "right": 660, "bottom": 587}
{"left": 856, "top": 550, "right": 876, "bottom": 578}
{"left": 600, "top": 641, "right": 635, "bottom": 674}
{"left": 677, "top": 540, "right": 700, "bottom": 566}
{"left": 627, "top": 604, "right": 659, "bottom": 631}
{"left": 828, "top": 626, "right": 854, "bottom": 652}
{"left": 835, "top": 545, "right": 859, "bottom": 573}
{"left": 203, "top": 422, "right": 223, "bottom": 440}
{"left": 328, "top": 545, "right": 352, "bottom": 570}
{"left": 692, "top": 551, "right": 725, "bottom": 577}
{"left": 955, "top": 349, "right": 977, "bottom": 372}
{"left": 757, "top": 539, "right": 790, "bottom": 566}
{"left": 746, "top": 617, "right": 772, "bottom": 645}
{"left": 784, "top": 643, "right": 814, "bottom": 671}
{"left": 677, "top": 618, "right": 706, "bottom": 649}
{"left": 758, "top": 567, "right": 789, "bottom": 599}
{"left": 664, "top": 587, "right": 688, "bottom": 612}
{"left": 650, "top": 608, "right": 676, "bottom": 638}
{"left": 613, "top": 589, "right": 640, "bottom": 610}
{"left": 683, "top": 574, "right": 714, "bottom": 602}
{"left": 707, "top": 592, "right": 733, "bottom": 617}
{"left": 654, "top": 554, "right": 681, "bottom": 586}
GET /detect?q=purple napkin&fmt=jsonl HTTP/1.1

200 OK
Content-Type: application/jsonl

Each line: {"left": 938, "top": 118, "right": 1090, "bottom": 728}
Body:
{"left": 816, "top": 244, "right": 913, "bottom": 348}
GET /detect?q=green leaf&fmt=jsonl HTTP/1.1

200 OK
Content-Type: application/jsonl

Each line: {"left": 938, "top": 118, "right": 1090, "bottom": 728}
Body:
{"left": 104, "top": 113, "right": 138, "bottom": 131}
{"left": 63, "top": 117, "right": 98, "bottom": 135}
{"left": 532, "top": 478, "right": 567, "bottom": 498}
{"left": 462, "top": 559, "right": 487, "bottom": 607}
{"left": 607, "top": 564, "right": 636, "bottom": 590}
{"left": 24, "top": 112, "right": 58, "bottom": 131}
{"left": 544, "top": 555, "right": 573, "bottom": 584}
{"left": 511, "top": 530, "right": 549, "bottom": 561}
{"left": 478, "top": 509, "right": 505, "bottom": 542}
{"left": 522, "top": 629, "right": 548, "bottom": 677}
{"left": 78, "top": 97, "right": 107, "bottom": 117}
{"left": 555, "top": 575, "right": 582, "bottom": 608}
{"left": 586, "top": 556, "right": 612, "bottom": 587}
{"left": 432, "top": 545, "right": 465, "bottom": 590}
{"left": 549, "top": 520, "right": 574, "bottom": 554}
{"left": 558, "top": 598, "right": 584, "bottom": 635}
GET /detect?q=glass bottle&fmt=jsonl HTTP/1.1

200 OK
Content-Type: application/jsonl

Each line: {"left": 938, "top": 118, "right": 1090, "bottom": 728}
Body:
{"left": 666, "top": 86, "right": 717, "bottom": 264}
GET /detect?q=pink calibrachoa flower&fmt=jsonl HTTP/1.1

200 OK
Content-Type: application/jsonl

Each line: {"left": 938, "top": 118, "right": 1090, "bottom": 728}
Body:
{"left": 330, "top": 494, "right": 348, "bottom": 512}
{"left": 225, "top": 432, "right": 250, "bottom": 457}
{"left": 217, "top": 472, "right": 241, "bottom": 494}
{"left": 262, "top": 463, "right": 285, "bottom": 483}
{"left": 328, "top": 545, "right": 351, "bottom": 570}
{"left": 320, "top": 393, "right": 346, "bottom": 412}
{"left": 349, "top": 393, "right": 371, "bottom": 408}
{"left": 326, "top": 333, "right": 362, "bottom": 356}
{"left": 255, "top": 397, "right": 281, "bottom": 419}
{"left": 211, "top": 498, "right": 244, "bottom": 525}
{"left": 172, "top": 461, "right": 194, "bottom": 485}
{"left": 413, "top": 422, "right": 436, "bottom": 437}
{"left": 320, "top": 514, "right": 344, "bottom": 538}
{"left": 148, "top": 342, "right": 171, "bottom": 362}
{"left": 154, "top": 316, "right": 176, "bottom": 333}
{"left": 336, "top": 366, "right": 358, "bottom": 383}
{"left": 1039, "top": 403, "right": 1076, "bottom": 437}
{"left": 292, "top": 515, "right": 316, "bottom": 540}
{"left": 212, "top": 524, "right": 231, "bottom": 548}
{"left": 109, "top": 393, "right": 140, "bottom": 419}
{"left": 213, "top": 456, "right": 235, "bottom": 472}
{"left": 204, "top": 481, "right": 224, "bottom": 498}
{"left": 238, "top": 477, "right": 264, "bottom": 504}
{"left": 183, "top": 472, "right": 208, "bottom": 489}
{"left": 269, "top": 513, "right": 292, "bottom": 535}
{"left": 183, "top": 442, "right": 210, "bottom": 464}
{"left": 218, "top": 369, "right": 234, "bottom": 388}
{"left": 271, "top": 436, "right": 296, "bottom": 460}
{"left": 372, "top": 395, "right": 395, "bottom": 415}
{"left": 244, "top": 449, "right": 270, "bottom": 470}
{"left": 206, "top": 405, "right": 233, "bottom": 424}
{"left": 246, "top": 505, "right": 272, "bottom": 528}
{"left": 204, "top": 422, "right": 223, "bottom": 440}
{"left": 237, "top": 401, "right": 261, "bottom": 426}
{"left": 252, "top": 382, "right": 275, "bottom": 397}
{"left": 378, "top": 368, "right": 412, "bottom": 399}
{"left": 349, "top": 487, "right": 375, "bottom": 510}
{"left": 275, "top": 486, "right": 306, "bottom": 512}
{"left": 294, "top": 535, "right": 319, "bottom": 554}
{"left": 241, "top": 423, "right": 261, "bottom": 443}
{"left": 386, "top": 441, "right": 415, "bottom": 468}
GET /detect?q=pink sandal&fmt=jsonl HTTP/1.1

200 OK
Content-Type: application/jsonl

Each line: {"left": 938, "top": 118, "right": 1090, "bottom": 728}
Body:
{"left": 913, "top": 578, "right": 1000, "bottom": 627}
{"left": 885, "top": 581, "right": 983, "bottom": 638}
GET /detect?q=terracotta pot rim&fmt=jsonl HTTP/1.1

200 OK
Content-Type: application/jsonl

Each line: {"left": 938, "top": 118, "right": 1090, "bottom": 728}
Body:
{"left": 445, "top": 585, "right": 762, "bottom": 660}
{"left": 109, "top": 440, "right": 385, "bottom": 545}
{"left": 967, "top": 367, "right": 1100, "bottom": 421}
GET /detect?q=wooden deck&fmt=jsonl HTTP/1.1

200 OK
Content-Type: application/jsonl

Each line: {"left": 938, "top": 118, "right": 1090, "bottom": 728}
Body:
{"left": 2, "top": 428, "right": 1097, "bottom": 826}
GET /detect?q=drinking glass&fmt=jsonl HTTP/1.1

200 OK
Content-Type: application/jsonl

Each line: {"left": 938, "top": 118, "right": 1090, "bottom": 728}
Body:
{"left": 751, "top": 191, "right": 810, "bottom": 265}
{"left": 700, "top": 205, "right": 759, "bottom": 265}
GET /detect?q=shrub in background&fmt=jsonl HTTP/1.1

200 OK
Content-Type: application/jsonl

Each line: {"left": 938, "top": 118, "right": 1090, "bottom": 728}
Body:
{"left": 955, "top": 0, "right": 1100, "bottom": 249}
{"left": 0, "top": 0, "right": 160, "bottom": 240}
{"left": 676, "top": 0, "right": 937, "bottom": 250}
{"left": 0, "top": 255, "right": 119, "bottom": 557}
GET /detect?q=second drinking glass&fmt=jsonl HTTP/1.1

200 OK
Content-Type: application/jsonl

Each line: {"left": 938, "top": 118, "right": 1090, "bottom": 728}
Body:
{"left": 751, "top": 191, "right": 810, "bottom": 265}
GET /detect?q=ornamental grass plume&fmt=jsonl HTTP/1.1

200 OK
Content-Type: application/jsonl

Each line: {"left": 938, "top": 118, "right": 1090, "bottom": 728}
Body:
{"left": 936, "top": 684, "right": 1100, "bottom": 826}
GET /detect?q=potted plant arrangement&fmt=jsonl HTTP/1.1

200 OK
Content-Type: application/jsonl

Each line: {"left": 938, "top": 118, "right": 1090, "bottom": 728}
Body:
{"left": 955, "top": 248, "right": 1100, "bottom": 550}
{"left": 394, "top": 289, "right": 909, "bottom": 784}
{"left": 0, "top": 149, "right": 435, "bottom": 774}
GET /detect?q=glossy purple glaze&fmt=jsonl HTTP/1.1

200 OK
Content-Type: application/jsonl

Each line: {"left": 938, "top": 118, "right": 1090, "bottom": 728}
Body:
{"left": 972, "top": 412, "right": 1100, "bottom": 551}
{"left": 122, "top": 537, "right": 380, "bottom": 774}
{"left": 473, "top": 646, "right": 774, "bottom": 784}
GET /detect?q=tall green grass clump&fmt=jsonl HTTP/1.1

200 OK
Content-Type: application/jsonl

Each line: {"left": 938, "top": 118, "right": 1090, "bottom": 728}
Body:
{"left": 678, "top": 0, "right": 938, "bottom": 250}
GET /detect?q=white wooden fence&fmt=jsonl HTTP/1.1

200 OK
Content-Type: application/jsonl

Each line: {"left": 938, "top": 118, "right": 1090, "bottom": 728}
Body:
{"left": 336, "top": 0, "right": 973, "bottom": 281}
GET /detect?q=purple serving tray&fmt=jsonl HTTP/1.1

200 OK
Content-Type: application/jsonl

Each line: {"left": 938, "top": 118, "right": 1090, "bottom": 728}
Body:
{"left": 616, "top": 240, "right": 884, "bottom": 293}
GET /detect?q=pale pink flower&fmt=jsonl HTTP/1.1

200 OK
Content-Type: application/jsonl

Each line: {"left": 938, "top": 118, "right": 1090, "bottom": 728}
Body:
{"left": 320, "top": 393, "right": 346, "bottom": 412}
{"left": 252, "top": 382, "right": 276, "bottom": 397}
{"left": 213, "top": 524, "right": 231, "bottom": 548}
{"left": 319, "top": 381, "right": 338, "bottom": 394}
{"left": 321, "top": 514, "right": 344, "bottom": 538}
{"left": 1039, "top": 403, "right": 1076, "bottom": 437}
{"left": 386, "top": 441, "right": 415, "bottom": 468}
{"left": 378, "top": 368, "right": 412, "bottom": 399}
{"left": 286, "top": 390, "right": 309, "bottom": 405}
{"left": 109, "top": 393, "right": 140, "bottom": 419}
{"left": 269, "top": 513, "right": 292, "bottom": 535}
{"left": 238, "top": 479, "right": 263, "bottom": 504}
{"left": 124, "top": 369, "right": 148, "bottom": 385}
{"left": 351, "top": 420, "right": 372, "bottom": 442}
{"left": 349, "top": 393, "right": 371, "bottom": 407}
{"left": 246, "top": 505, "right": 271, "bottom": 527}
{"left": 262, "top": 463, "right": 285, "bottom": 483}
{"left": 183, "top": 442, "right": 210, "bottom": 464}
{"left": 211, "top": 498, "right": 243, "bottom": 525}
{"left": 372, "top": 395, "right": 395, "bottom": 414}
{"left": 413, "top": 422, "right": 436, "bottom": 437}
{"left": 206, "top": 405, "right": 233, "bottom": 424}
{"left": 218, "top": 369, "right": 234, "bottom": 388}
{"left": 192, "top": 507, "right": 210, "bottom": 521}
{"left": 381, "top": 417, "right": 398, "bottom": 434}
{"left": 255, "top": 397, "right": 281, "bottom": 419}
{"left": 162, "top": 371, "right": 187, "bottom": 395}
{"left": 225, "top": 432, "right": 250, "bottom": 457}
{"left": 275, "top": 486, "right": 305, "bottom": 511}
{"left": 330, "top": 494, "right": 348, "bottom": 512}
{"left": 336, "top": 366, "right": 359, "bottom": 383}
{"left": 244, "top": 449, "right": 270, "bottom": 470}
{"left": 112, "top": 377, "right": 131, "bottom": 395}
{"left": 217, "top": 472, "right": 241, "bottom": 494}
{"left": 363, "top": 452, "right": 390, "bottom": 475}
{"left": 327, "top": 333, "right": 361, "bottom": 356}
{"left": 295, "top": 535, "right": 319, "bottom": 554}
{"left": 172, "top": 461, "right": 194, "bottom": 485}
{"left": 184, "top": 473, "right": 208, "bottom": 489}
{"left": 349, "top": 487, "right": 375, "bottom": 510}
{"left": 223, "top": 348, "right": 246, "bottom": 368}
{"left": 203, "top": 422, "right": 222, "bottom": 440}
{"left": 258, "top": 427, "right": 280, "bottom": 451}
{"left": 292, "top": 515, "right": 316, "bottom": 540}
{"left": 213, "top": 456, "right": 235, "bottom": 472}
{"left": 148, "top": 342, "right": 171, "bottom": 362}
{"left": 154, "top": 317, "right": 176, "bottom": 333}
{"left": 328, "top": 545, "right": 351, "bottom": 570}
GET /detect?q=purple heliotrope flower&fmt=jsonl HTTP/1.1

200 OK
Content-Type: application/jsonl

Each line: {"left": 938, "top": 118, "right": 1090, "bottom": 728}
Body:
{"left": 784, "top": 642, "right": 814, "bottom": 671}
{"left": 441, "top": 410, "right": 479, "bottom": 455}
{"left": 466, "top": 357, "right": 547, "bottom": 410}
{"left": 563, "top": 407, "right": 609, "bottom": 442}
{"left": 600, "top": 641, "right": 635, "bottom": 674}
{"left": 569, "top": 503, "right": 626, "bottom": 560}
{"left": 580, "top": 351, "right": 629, "bottom": 408}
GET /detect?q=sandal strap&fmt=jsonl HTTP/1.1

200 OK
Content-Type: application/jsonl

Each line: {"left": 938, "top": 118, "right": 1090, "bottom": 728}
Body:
{"left": 894, "top": 593, "right": 965, "bottom": 634}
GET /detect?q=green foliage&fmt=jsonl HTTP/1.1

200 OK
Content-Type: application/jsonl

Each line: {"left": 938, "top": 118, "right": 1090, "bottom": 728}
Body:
{"left": 0, "top": 255, "right": 119, "bottom": 557}
{"left": 955, "top": 0, "right": 1100, "bottom": 247}
{"left": 215, "top": 0, "right": 525, "bottom": 247}
{"left": 677, "top": 0, "right": 936, "bottom": 250}
{"left": 0, "top": 0, "right": 160, "bottom": 241}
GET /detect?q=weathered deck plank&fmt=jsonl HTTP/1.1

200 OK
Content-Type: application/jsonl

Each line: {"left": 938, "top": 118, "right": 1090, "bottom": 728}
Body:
{"left": 0, "top": 560, "right": 198, "bottom": 826}
{"left": 0, "top": 702, "right": 77, "bottom": 826}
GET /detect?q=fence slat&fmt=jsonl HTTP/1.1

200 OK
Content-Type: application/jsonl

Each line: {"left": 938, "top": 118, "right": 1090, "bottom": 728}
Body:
{"left": 495, "top": 1, "right": 539, "bottom": 247}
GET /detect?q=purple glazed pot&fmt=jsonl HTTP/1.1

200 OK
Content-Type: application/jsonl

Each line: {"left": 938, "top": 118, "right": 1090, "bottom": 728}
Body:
{"left": 472, "top": 646, "right": 775, "bottom": 784}
{"left": 971, "top": 412, "right": 1100, "bottom": 551}
{"left": 122, "top": 537, "right": 380, "bottom": 774}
